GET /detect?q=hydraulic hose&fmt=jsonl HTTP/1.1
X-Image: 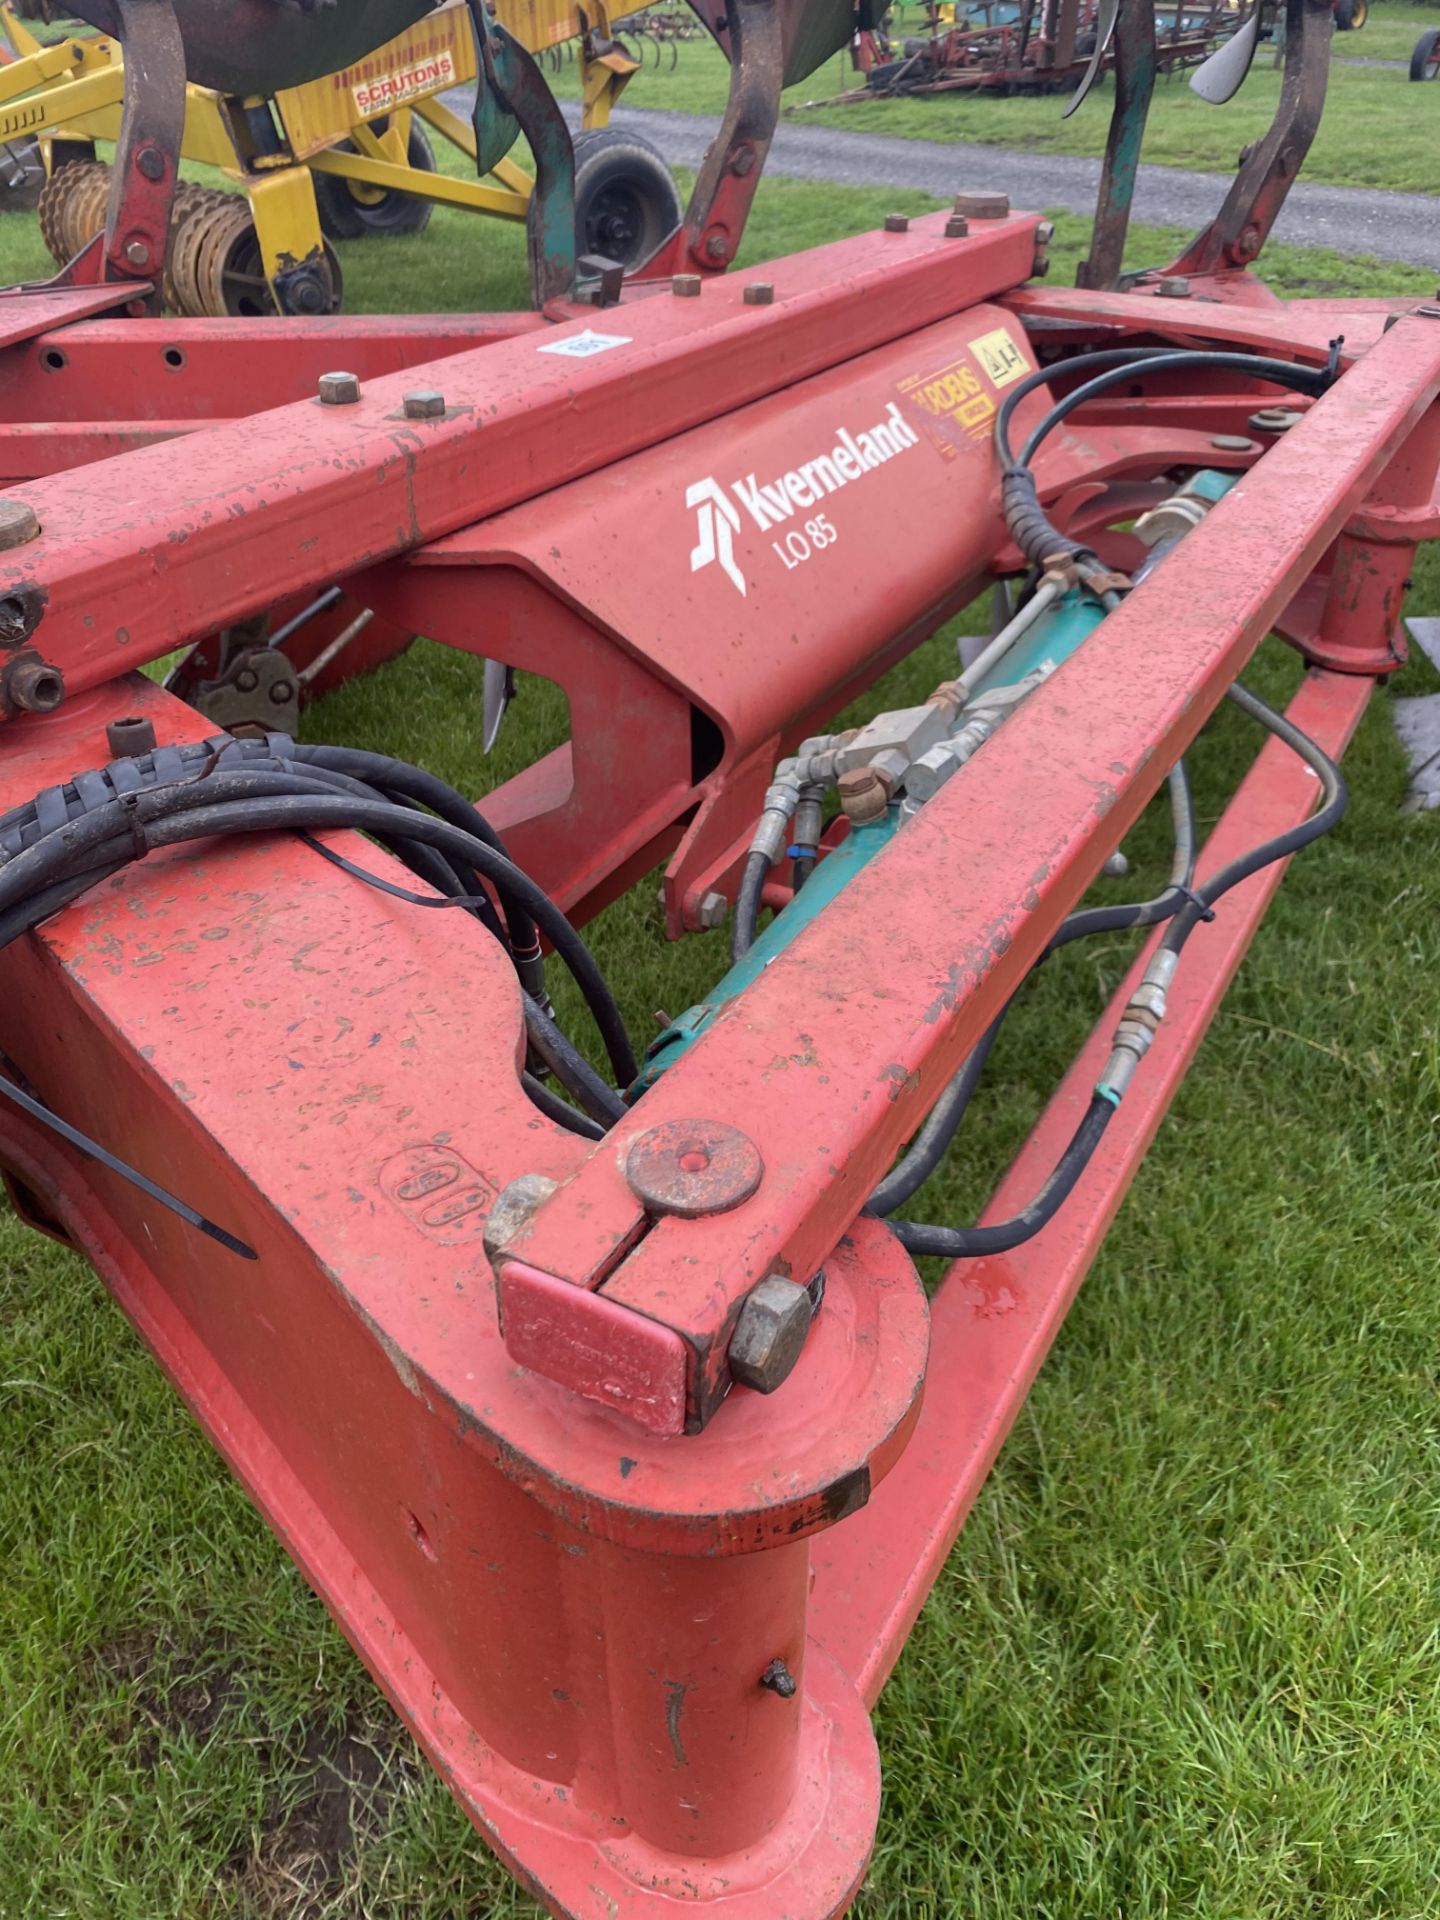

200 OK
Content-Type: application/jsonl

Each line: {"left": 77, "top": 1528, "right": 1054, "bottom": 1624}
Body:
{"left": 731, "top": 849, "right": 770, "bottom": 963}
{"left": 995, "top": 345, "right": 1334, "bottom": 577}
{"left": 0, "top": 736, "right": 640, "bottom": 1249}
{"left": 881, "top": 684, "right": 1344, "bottom": 1261}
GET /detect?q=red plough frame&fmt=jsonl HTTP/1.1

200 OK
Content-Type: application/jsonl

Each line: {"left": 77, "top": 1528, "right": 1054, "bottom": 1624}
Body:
{"left": 0, "top": 1, "right": 1436, "bottom": 1913}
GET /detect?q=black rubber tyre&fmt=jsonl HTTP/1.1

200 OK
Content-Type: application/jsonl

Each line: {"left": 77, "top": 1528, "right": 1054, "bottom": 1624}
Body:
{"left": 1333, "top": 0, "right": 1355, "bottom": 29}
{"left": 572, "top": 128, "right": 682, "bottom": 271}
{"left": 1410, "top": 25, "right": 1440, "bottom": 76}
{"left": 312, "top": 119, "right": 435, "bottom": 241}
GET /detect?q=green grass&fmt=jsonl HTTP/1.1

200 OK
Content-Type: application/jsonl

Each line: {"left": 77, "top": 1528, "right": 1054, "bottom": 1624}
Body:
{"left": 554, "top": 1, "right": 1440, "bottom": 194}
{"left": 3, "top": 151, "right": 1440, "bottom": 1920}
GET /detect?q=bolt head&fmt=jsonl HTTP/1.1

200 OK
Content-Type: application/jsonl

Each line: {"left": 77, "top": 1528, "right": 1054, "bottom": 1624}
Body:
{"left": 403, "top": 388, "right": 446, "bottom": 420}
{"left": 318, "top": 370, "right": 361, "bottom": 406}
{"left": 1211, "top": 434, "right": 1259, "bottom": 455}
{"left": 483, "top": 1173, "right": 559, "bottom": 1264}
{"left": 1248, "top": 406, "right": 1302, "bottom": 434}
{"left": 704, "top": 233, "right": 728, "bottom": 261}
{"left": 944, "top": 214, "right": 969, "bottom": 239}
{"left": 234, "top": 668, "right": 259, "bottom": 693}
{"left": 884, "top": 213, "right": 909, "bottom": 234}
{"left": 697, "top": 890, "right": 728, "bottom": 930}
{"left": 269, "top": 680, "right": 295, "bottom": 705}
{"left": 671, "top": 273, "right": 702, "bottom": 297}
{"left": 123, "top": 238, "right": 150, "bottom": 268}
{"left": 953, "top": 191, "right": 1009, "bottom": 220}
{"left": 1156, "top": 275, "right": 1191, "bottom": 299}
{"left": 743, "top": 282, "right": 774, "bottom": 306}
{"left": 729, "top": 1277, "right": 814, "bottom": 1394}
{"left": 0, "top": 499, "right": 39, "bottom": 551}
{"left": 136, "top": 146, "right": 165, "bottom": 182}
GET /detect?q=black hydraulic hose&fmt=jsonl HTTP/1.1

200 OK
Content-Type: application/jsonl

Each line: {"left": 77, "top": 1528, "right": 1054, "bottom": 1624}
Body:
{"left": 731, "top": 849, "right": 769, "bottom": 964}
{"left": 0, "top": 748, "right": 640, "bottom": 1228}
{"left": 0, "top": 774, "right": 638, "bottom": 1088}
{"left": 293, "top": 744, "right": 542, "bottom": 960}
{"left": 995, "top": 345, "right": 1333, "bottom": 576}
{"left": 523, "top": 993, "right": 628, "bottom": 1127}
{"left": 521, "top": 1071, "right": 607, "bottom": 1140}
{"left": 867, "top": 1011, "right": 1006, "bottom": 1218}
{"left": 867, "top": 760, "right": 1195, "bottom": 1219}
{"left": 887, "top": 1097, "right": 1113, "bottom": 1260}
{"left": 1158, "top": 680, "right": 1346, "bottom": 952}
{"left": 0, "top": 1057, "right": 257, "bottom": 1259}
{"left": 882, "top": 688, "right": 1344, "bottom": 1260}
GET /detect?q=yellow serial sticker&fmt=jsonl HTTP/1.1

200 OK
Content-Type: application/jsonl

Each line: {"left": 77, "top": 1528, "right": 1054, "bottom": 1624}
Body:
{"left": 969, "top": 326, "right": 1029, "bottom": 390}
{"left": 896, "top": 357, "right": 996, "bottom": 459}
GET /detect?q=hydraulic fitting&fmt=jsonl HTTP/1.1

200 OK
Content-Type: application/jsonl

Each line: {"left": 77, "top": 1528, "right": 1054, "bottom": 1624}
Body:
{"left": 836, "top": 702, "right": 949, "bottom": 777}
{"left": 838, "top": 765, "right": 893, "bottom": 825}
{"left": 1098, "top": 950, "right": 1179, "bottom": 1102}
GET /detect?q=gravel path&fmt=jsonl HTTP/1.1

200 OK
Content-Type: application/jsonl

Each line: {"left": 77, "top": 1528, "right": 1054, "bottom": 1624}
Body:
{"left": 553, "top": 98, "right": 1439, "bottom": 267}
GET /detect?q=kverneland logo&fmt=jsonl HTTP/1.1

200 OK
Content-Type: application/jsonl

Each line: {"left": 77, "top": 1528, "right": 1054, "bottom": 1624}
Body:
{"left": 688, "top": 400, "right": 919, "bottom": 593}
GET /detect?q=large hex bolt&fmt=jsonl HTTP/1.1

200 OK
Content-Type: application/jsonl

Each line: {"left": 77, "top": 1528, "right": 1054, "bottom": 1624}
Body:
{"left": 697, "top": 890, "right": 728, "bottom": 930}
{"left": 403, "top": 389, "right": 446, "bottom": 421}
{"left": 318, "top": 370, "right": 361, "bottom": 406}
{"left": 728, "top": 1276, "right": 815, "bottom": 1394}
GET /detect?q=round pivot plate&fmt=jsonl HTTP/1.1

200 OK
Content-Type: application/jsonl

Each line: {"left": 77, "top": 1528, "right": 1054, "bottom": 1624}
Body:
{"left": 625, "top": 1119, "right": 763, "bottom": 1218}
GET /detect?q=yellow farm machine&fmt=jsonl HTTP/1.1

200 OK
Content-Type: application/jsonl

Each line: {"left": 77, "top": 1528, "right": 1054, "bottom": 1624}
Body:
{"left": 0, "top": 0, "right": 678, "bottom": 314}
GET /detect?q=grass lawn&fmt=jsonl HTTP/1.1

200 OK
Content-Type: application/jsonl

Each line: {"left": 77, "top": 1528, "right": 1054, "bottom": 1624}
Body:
{"left": 3, "top": 142, "right": 1440, "bottom": 1920}
{"left": 553, "top": 0, "right": 1440, "bottom": 194}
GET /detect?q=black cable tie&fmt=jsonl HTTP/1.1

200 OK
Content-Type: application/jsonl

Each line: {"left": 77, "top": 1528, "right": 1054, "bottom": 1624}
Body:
{"left": 1174, "top": 883, "right": 1216, "bottom": 924}
{"left": 1324, "top": 335, "right": 1345, "bottom": 386}
{"left": 119, "top": 791, "right": 150, "bottom": 862}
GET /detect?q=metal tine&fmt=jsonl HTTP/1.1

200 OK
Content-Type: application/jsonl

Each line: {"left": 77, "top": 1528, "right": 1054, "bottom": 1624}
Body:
{"left": 1190, "top": 0, "right": 1262, "bottom": 102}
{"left": 1062, "top": 0, "right": 1119, "bottom": 118}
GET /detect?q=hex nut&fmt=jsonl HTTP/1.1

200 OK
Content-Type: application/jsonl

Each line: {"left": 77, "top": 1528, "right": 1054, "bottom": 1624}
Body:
{"left": 729, "top": 1276, "right": 814, "bottom": 1394}
{"left": 884, "top": 213, "right": 909, "bottom": 234}
{"left": 404, "top": 388, "right": 446, "bottom": 420}
{"left": 743, "top": 283, "right": 774, "bottom": 306}
{"left": 945, "top": 215, "right": 969, "bottom": 239}
{"left": 954, "top": 191, "right": 1009, "bottom": 220}
{"left": 697, "top": 890, "right": 729, "bottom": 929}
{"left": 318, "top": 370, "right": 361, "bottom": 406}
{"left": 124, "top": 238, "right": 150, "bottom": 268}
{"left": 105, "top": 714, "right": 157, "bottom": 759}
{"left": 6, "top": 658, "right": 64, "bottom": 714}
{"left": 672, "top": 273, "right": 702, "bottom": 297}
{"left": 1156, "top": 275, "right": 1191, "bottom": 299}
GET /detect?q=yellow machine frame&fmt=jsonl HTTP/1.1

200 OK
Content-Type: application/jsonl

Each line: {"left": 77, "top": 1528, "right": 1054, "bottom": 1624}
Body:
{"left": 0, "top": 0, "right": 637, "bottom": 311}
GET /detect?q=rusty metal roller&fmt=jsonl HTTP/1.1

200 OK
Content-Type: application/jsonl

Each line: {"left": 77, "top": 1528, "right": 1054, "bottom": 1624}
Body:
{"left": 36, "top": 161, "right": 110, "bottom": 265}
{"left": 64, "top": 0, "right": 445, "bottom": 97}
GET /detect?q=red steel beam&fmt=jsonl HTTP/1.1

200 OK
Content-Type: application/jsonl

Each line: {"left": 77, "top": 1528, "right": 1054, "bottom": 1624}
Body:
{"left": 810, "top": 664, "right": 1375, "bottom": 1703}
{"left": 506, "top": 315, "right": 1440, "bottom": 1429}
{"left": 0, "top": 213, "right": 1040, "bottom": 701}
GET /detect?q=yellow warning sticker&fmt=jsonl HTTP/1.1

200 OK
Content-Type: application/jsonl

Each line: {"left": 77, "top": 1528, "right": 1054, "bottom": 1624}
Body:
{"left": 896, "top": 356, "right": 996, "bottom": 461}
{"left": 969, "top": 326, "right": 1029, "bottom": 390}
